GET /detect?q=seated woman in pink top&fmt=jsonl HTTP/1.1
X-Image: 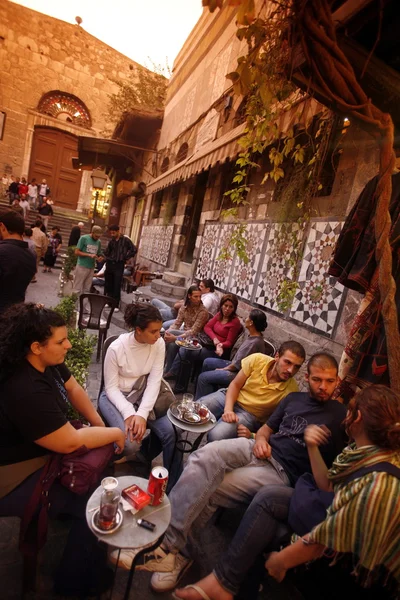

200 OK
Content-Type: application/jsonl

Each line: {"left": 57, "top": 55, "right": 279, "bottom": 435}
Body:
{"left": 178, "top": 295, "right": 242, "bottom": 375}
{"left": 203, "top": 294, "right": 242, "bottom": 359}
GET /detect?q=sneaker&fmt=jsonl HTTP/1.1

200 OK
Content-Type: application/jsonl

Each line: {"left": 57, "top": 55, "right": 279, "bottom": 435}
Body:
{"left": 114, "top": 308, "right": 120, "bottom": 313}
{"left": 148, "top": 551, "right": 193, "bottom": 592}
{"left": 109, "top": 548, "right": 140, "bottom": 570}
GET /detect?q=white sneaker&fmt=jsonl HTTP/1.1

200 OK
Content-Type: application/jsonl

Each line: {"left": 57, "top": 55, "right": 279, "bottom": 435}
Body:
{"left": 109, "top": 547, "right": 140, "bottom": 570}
{"left": 149, "top": 552, "right": 193, "bottom": 592}
{"left": 114, "top": 308, "right": 120, "bottom": 313}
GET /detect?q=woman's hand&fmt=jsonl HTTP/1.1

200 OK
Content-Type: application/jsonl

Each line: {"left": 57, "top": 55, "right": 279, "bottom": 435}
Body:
{"left": 213, "top": 338, "right": 220, "bottom": 346}
{"left": 215, "top": 343, "right": 224, "bottom": 357}
{"left": 165, "top": 332, "right": 177, "bottom": 343}
{"left": 130, "top": 416, "right": 147, "bottom": 442}
{"left": 304, "top": 424, "right": 331, "bottom": 448}
{"left": 265, "top": 552, "right": 286, "bottom": 582}
{"left": 222, "top": 410, "right": 238, "bottom": 423}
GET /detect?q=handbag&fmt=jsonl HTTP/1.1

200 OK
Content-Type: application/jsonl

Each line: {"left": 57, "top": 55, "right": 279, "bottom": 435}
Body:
{"left": 288, "top": 462, "right": 400, "bottom": 536}
{"left": 20, "top": 421, "right": 114, "bottom": 555}
{"left": 125, "top": 376, "right": 176, "bottom": 420}
{"left": 197, "top": 331, "right": 215, "bottom": 349}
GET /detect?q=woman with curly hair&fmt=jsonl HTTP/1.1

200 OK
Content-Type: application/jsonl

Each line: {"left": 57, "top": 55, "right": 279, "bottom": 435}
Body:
{"left": 265, "top": 384, "right": 400, "bottom": 598}
{"left": 0, "top": 303, "right": 125, "bottom": 596}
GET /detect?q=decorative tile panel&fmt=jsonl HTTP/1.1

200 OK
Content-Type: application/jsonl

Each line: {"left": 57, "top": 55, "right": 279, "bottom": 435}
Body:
{"left": 289, "top": 220, "right": 344, "bottom": 335}
{"left": 255, "top": 222, "right": 304, "bottom": 313}
{"left": 139, "top": 225, "right": 174, "bottom": 266}
{"left": 195, "top": 222, "right": 220, "bottom": 280}
{"left": 230, "top": 223, "right": 268, "bottom": 301}
{"left": 212, "top": 223, "right": 236, "bottom": 289}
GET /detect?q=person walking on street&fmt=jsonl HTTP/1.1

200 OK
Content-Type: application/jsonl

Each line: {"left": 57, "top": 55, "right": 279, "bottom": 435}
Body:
{"left": 0, "top": 211, "right": 36, "bottom": 314}
{"left": 73, "top": 225, "right": 103, "bottom": 295}
{"left": 31, "top": 218, "right": 48, "bottom": 273}
{"left": 104, "top": 225, "right": 136, "bottom": 311}
{"left": 68, "top": 222, "right": 84, "bottom": 247}
{"left": 38, "top": 197, "right": 53, "bottom": 230}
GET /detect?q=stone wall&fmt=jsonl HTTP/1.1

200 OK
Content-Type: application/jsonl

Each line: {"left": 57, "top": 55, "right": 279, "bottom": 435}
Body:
{"left": 0, "top": 0, "right": 144, "bottom": 176}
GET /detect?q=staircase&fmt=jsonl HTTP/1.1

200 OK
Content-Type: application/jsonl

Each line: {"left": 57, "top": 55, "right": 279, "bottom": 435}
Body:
{"left": 0, "top": 198, "right": 92, "bottom": 270}
{"left": 135, "top": 271, "right": 188, "bottom": 307}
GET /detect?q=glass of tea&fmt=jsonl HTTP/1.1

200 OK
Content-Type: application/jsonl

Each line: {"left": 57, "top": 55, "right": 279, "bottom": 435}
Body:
{"left": 98, "top": 477, "right": 120, "bottom": 531}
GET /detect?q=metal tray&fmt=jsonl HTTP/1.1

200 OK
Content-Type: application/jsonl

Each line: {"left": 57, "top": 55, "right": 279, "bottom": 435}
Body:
{"left": 170, "top": 401, "right": 214, "bottom": 425}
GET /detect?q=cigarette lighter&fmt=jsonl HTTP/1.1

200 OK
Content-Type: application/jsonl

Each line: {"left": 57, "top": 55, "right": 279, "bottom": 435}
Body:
{"left": 137, "top": 518, "right": 156, "bottom": 531}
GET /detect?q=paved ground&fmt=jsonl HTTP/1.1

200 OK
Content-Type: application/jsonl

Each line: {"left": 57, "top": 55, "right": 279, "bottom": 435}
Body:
{"left": 0, "top": 274, "right": 308, "bottom": 600}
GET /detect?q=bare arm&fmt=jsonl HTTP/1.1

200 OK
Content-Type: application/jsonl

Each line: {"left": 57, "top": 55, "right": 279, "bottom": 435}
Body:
{"left": 222, "top": 369, "right": 248, "bottom": 423}
{"left": 35, "top": 422, "right": 125, "bottom": 454}
{"left": 265, "top": 537, "right": 325, "bottom": 582}
{"left": 304, "top": 425, "right": 333, "bottom": 491}
{"left": 64, "top": 375, "right": 104, "bottom": 427}
{"left": 173, "top": 299, "right": 184, "bottom": 312}
{"left": 218, "top": 363, "right": 237, "bottom": 372}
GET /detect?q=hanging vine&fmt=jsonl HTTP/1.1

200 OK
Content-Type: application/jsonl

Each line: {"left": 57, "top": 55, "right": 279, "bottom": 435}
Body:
{"left": 204, "top": 0, "right": 400, "bottom": 392}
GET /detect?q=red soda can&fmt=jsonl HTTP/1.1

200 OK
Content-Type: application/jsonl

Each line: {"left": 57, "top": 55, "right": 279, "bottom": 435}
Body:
{"left": 147, "top": 466, "right": 168, "bottom": 506}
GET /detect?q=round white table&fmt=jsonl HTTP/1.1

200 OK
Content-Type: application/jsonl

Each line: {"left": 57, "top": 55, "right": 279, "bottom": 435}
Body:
{"left": 86, "top": 475, "right": 171, "bottom": 599}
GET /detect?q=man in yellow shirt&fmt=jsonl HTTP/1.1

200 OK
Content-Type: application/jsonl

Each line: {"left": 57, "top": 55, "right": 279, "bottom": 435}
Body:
{"left": 201, "top": 341, "right": 305, "bottom": 442}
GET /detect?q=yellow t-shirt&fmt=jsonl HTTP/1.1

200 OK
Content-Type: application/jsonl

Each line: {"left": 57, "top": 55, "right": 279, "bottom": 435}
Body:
{"left": 238, "top": 353, "right": 298, "bottom": 422}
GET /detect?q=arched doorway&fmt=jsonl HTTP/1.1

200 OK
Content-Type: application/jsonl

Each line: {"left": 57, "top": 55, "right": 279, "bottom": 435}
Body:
{"left": 28, "top": 126, "right": 82, "bottom": 210}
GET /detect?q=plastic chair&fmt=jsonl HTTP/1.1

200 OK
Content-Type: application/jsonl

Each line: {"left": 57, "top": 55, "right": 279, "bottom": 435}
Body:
{"left": 263, "top": 339, "right": 276, "bottom": 357}
{"left": 77, "top": 294, "right": 118, "bottom": 361}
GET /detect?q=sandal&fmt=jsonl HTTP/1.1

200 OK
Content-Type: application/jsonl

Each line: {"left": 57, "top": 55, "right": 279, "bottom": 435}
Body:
{"left": 173, "top": 585, "right": 211, "bottom": 600}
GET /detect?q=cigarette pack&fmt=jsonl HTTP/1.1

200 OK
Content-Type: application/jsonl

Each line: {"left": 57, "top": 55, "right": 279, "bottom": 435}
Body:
{"left": 121, "top": 484, "right": 151, "bottom": 511}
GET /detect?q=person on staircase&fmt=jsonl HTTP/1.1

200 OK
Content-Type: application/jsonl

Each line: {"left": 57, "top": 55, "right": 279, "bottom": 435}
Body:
{"left": 42, "top": 226, "right": 62, "bottom": 273}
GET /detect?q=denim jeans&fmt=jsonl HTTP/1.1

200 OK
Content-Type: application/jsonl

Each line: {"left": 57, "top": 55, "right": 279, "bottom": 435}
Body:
{"left": 200, "top": 390, "right": 262, "bottom": 442}
{"left": 164, "top": 329, "right": 186, "bottom": 373}
{"left": 195, "top": 358, "right": 234, "bottom": 399}
{"left": 98, "top": 391, "right": 183, "bottom": 492}
{"left": 214, "top": 484, "right": 293, "bottom": 594}
{"left": 163, "top": 438, "right": 290, "bottom": 555}
{"left": 151, "top": 299, "right": 176, "bottom": 322}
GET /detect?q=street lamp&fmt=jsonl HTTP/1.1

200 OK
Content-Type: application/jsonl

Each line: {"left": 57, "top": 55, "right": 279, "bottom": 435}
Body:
{"left": 90, "top": 168, "right": 108, "bottom": 224}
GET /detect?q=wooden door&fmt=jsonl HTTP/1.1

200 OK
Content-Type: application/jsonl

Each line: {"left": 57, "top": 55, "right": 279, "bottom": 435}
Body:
{"left": 29, "top": 127, "right": 82, "bottom": 209}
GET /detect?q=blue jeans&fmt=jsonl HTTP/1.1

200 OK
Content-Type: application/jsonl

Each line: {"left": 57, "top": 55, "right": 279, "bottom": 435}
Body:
{"left": 195, "top": 358, "right": 234, "bottom": 399}
{"left": 200, "top": 390, "right": 262, "bottom": 442}
{"left": 98, "top": 391, "right": 183, "bottom": 492}
{"left": 151, "top": 299, "right": 176, "bottom": 322}
{"left": 214, "top": 484, "right": 293, "bottom": 594}
{"left": 163, "top": 438, "right": 290, "bottom": 556}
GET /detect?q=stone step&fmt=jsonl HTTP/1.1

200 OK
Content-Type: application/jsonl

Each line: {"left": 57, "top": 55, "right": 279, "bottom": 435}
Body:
{"left": 151, "top": 279, "right": 187, "bottom": 299}
{"left": 162, "top": 271, "right": 187, "bottom": 287}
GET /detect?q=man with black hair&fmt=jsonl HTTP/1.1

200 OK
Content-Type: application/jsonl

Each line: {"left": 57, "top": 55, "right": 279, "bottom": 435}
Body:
{"left": 103, "top": 225, "right": 136, "bottom": 310}
{"left": 0, "top": 211, "right": 36, "bottom": 313}
{"left": 119, "top": 353, "right": 347, "bottom": 598}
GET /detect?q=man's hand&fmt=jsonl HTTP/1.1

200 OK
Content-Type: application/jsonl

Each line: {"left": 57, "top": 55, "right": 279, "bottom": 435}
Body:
{"left": 222, "top": 410, "right": 238, "bottom": 423}
{"left": 237, "top": 424, "right": 252, "bottom": 438}
{"left": 130, "top": 416, "right": 147, "bottom": 442}
{"left": 164, "top": 331, "right": 177, "bottom": 343}
{"left": 253, "top": 437, "right": 272, "bottom": 459}
{"left": 304, "top": 425, "right": 331, "bottom": 448}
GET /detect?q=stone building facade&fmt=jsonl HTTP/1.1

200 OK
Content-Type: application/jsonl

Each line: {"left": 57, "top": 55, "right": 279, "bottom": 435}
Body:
{"left": 135, "top": 4, "right": 382, "bottom": 360}
{"left": 0, "top": 0, "right": 149, "bottom": 212}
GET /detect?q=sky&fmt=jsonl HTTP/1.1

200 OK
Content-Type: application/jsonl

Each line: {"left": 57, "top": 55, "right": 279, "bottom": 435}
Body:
{"left": 11, "top": 0, "right": 204, "bottom": 71}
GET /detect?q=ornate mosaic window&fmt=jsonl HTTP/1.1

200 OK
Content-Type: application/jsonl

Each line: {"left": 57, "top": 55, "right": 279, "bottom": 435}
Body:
{"left": 37, "top": 91, "right": 92, "bottom": 129}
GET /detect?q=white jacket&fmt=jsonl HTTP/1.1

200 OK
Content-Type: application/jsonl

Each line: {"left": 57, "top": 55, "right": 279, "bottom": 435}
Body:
{"left": 104, "top": 332, "right": 165, "bottom": 421}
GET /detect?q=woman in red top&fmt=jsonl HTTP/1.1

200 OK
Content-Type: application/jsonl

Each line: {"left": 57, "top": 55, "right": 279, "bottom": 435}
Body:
{"left": 203, "top": 294, "right": 242, "bottom": 359}
{"left": 18, "top": 177, "right": 29, "bottom": 196}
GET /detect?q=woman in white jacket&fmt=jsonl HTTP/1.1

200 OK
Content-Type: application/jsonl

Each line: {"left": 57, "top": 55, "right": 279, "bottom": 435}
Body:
{"left": 98, "top": 303, "right": 180, "bottom": 487}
